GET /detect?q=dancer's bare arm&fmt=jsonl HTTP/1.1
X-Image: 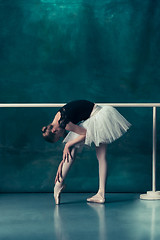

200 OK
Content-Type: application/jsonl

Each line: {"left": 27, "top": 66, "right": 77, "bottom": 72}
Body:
{"left": 65, "top": 122, "right": 86, "bottom": 135}
{"left": 63, "top": 122, "right": 86, "bottom": 162}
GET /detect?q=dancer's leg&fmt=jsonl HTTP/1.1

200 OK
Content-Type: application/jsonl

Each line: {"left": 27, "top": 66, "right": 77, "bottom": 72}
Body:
{"left": 87, "top": 144, "right": 107, "bottom": 203}
{"left": 96, "top": 143, "right": 107, "bottom": 197}
{"left": 55, "top": 147, "right": 77, "bottom": 185}
{"left": 54, "top": 147, "right": 77, "bottom": 204}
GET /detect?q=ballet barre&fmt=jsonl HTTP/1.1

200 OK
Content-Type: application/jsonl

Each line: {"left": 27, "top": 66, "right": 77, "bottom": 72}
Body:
{"left": 0, "top": 102, "right": 160, "bottom": 200}
{"left": 0, "top": 103, "right": 160, "bottom": 107}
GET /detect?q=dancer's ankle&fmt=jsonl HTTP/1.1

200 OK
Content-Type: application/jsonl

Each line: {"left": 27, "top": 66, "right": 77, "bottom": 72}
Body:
{"left": 98, "top": 189, "right": 105, "bottom": 198}
{"left": 54, "top": 178, "right": 64, "bottom": 188}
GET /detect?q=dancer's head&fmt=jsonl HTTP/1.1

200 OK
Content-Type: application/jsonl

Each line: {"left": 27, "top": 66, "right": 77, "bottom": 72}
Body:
{"left": 42, "top": 123, "right": 65, "bottom": 143}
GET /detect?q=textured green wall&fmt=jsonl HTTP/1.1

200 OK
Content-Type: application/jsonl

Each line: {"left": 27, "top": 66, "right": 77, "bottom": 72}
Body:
{"left": 0, "top": 0, "right": 160, "bottom": 193}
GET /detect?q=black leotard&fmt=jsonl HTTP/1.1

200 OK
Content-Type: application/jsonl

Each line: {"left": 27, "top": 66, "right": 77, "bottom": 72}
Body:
{"left": 58, "top": 100, "right": 94, "bottom": 128}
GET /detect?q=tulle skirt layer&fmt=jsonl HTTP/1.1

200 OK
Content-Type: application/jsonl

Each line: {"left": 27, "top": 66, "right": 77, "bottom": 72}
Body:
{"left": 63, "top": 105, "right": 131, "bottom": 148}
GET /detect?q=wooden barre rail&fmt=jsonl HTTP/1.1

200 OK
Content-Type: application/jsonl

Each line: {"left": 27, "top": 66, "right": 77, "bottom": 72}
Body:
{"left": 0, "top": 103, "right": 160, "bottom": 107}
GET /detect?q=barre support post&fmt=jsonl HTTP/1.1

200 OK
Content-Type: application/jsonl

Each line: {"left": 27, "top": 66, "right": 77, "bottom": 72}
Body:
{"left": 140, "top": 106, "right": 160, "bottom": 200}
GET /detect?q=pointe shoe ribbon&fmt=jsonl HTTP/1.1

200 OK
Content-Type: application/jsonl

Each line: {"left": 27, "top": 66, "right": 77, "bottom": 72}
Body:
{"left": 87, "top": 194, "right": 105, "bottom": 204}
{"left": 54, "top": 184, "right": 66, "bottom": 205}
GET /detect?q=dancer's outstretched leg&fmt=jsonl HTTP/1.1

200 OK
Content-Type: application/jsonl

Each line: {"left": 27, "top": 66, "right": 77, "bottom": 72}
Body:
{"left": 54, "top": 147, "right": 77, "bottom": 204}
{"left": 87, "top": 144, "right": 107, "bottom": 203}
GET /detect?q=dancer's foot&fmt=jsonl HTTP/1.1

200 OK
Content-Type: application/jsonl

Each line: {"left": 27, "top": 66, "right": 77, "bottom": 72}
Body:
{"left": 54, "top": 183, "right": 66, "bottom": 205}
{"left": 87, "top": 192, "right": 105, "bottom": 204}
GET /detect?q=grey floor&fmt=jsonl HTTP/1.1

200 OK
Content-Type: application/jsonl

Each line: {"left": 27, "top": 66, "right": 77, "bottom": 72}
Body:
{"left": 0, "top": 193, "right": 160, "bottom": 240}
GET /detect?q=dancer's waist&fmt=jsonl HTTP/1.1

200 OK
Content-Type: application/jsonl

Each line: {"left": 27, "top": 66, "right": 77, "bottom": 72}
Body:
{"left": 90, "top": 104, "right": 102, "bottom": 118}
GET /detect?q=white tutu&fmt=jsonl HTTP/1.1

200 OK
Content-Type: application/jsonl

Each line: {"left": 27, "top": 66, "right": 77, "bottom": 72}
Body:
{"left": 63, "top": 105, "right": 131, "bottom": 148}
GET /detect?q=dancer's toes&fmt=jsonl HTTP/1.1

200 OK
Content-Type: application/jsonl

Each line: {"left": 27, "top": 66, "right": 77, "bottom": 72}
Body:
{"left": 54, "top": 184, "right": 66, "bottom": 205}
{"left": 87, "top": 193, "right": 105, "bottom": 204}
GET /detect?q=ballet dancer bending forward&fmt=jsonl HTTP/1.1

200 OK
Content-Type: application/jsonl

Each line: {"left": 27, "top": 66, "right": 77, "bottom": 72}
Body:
{"left": 42, "top": 100, "right": 131, "bottom": 204}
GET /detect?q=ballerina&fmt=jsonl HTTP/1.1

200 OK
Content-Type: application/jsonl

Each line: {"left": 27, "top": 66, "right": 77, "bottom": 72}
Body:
{"left": 42, "top": 100, "right": 131, "bottom": 204}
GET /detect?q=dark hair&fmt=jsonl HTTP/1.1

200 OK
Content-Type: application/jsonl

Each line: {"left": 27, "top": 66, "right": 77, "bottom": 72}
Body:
{"left": 41, "top": 125, "right": 57, "bottom": 143}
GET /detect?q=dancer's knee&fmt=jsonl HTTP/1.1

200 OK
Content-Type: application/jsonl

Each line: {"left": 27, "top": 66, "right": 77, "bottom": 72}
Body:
{"left": 96, "top": 144, "right": 107, "bottom": 160}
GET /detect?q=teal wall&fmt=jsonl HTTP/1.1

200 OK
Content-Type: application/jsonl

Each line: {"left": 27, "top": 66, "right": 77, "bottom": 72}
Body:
{"left": 0, "top": 0, "right": 160, "bottom": 193}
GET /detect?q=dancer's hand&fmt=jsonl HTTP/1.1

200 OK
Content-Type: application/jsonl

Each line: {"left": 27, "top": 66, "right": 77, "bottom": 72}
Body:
{"left": 55, "top": 160, "right": 64, "bottom": 184}
{"left": 63, "top": 143, "right": 72, "bottom": 163}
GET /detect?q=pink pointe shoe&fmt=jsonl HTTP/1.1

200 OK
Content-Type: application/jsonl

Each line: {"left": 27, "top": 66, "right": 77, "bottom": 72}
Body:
{"left": 54, "top": 184, "right": 66, "bottom": 205}
{"left": 87, "top": 193, "right": 105, "bottom": 204}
